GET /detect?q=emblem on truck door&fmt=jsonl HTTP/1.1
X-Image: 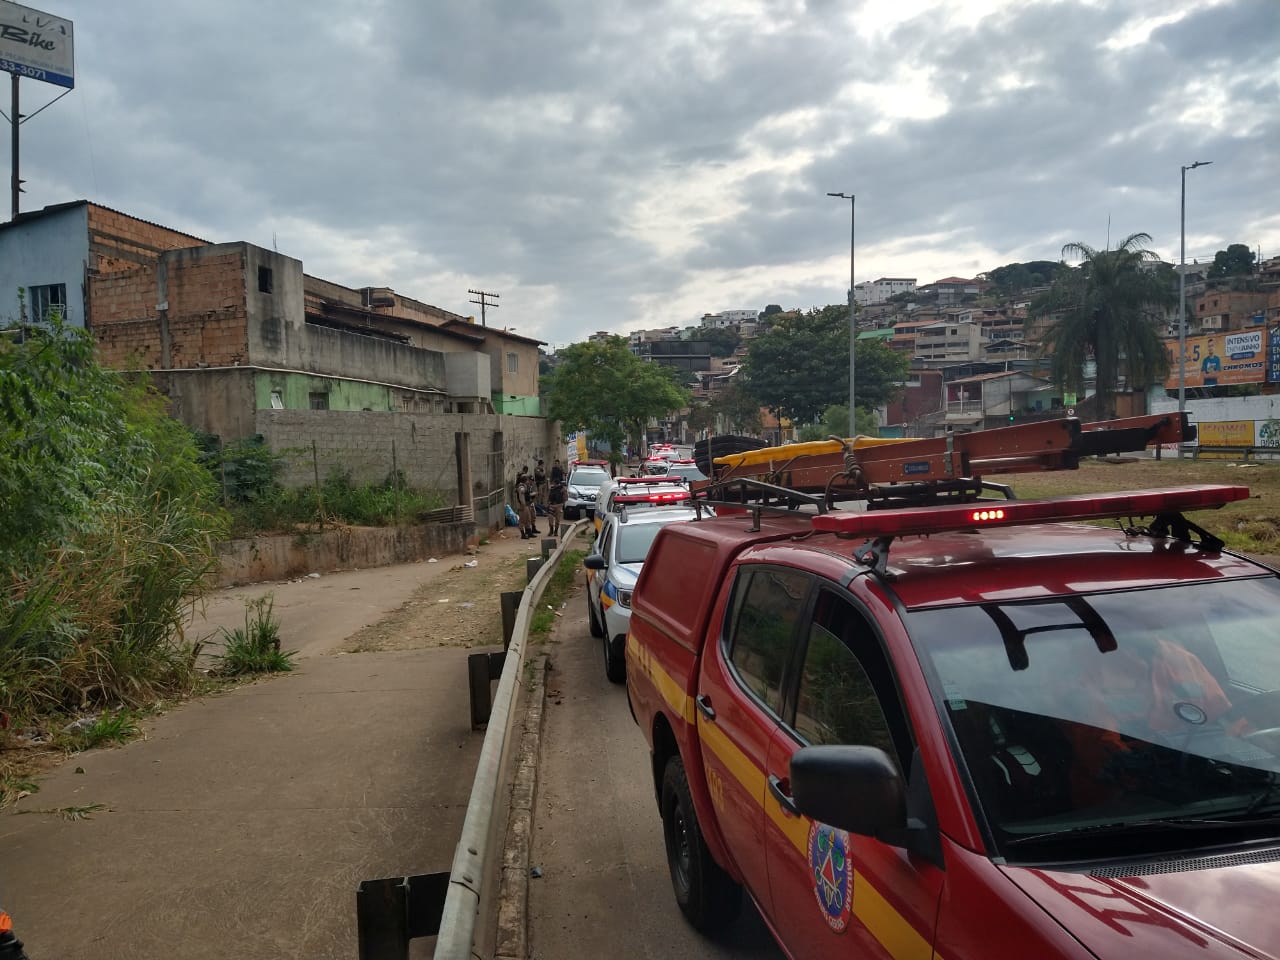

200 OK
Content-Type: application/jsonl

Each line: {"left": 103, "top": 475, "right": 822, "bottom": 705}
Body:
{"left": 808, "top": 822, "right": 853, "bottom": 932}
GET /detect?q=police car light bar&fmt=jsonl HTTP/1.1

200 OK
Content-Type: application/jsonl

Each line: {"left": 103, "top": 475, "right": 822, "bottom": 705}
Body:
{"left": 615, "top": 491, "right": 691, "bottom": 505}
{"left": 616, "top": 476, "right": 686, "bottom": 485}
{"left": 810, "top": 485, "right": 1250, "bottom": 538}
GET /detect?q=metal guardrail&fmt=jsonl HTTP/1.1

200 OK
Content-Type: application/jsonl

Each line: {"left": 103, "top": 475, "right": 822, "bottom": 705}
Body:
{"left": 432, "top": 520, "right": 587, "bottom": 960}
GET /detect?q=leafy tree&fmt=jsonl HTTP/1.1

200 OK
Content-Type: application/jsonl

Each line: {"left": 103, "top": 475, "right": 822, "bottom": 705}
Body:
{"left": 981, "top": 260, "right": 1060, "bottom": 294}
{"left": 761, "top": 304, "right": 783, "bottom": 316}
{"left": 701, "top": 325, "right": 742, "bottom": 357}
{"left": 1030, "top": 233, "right": 1174, "bottom": 419}
{"left": 544, "top": 337, "right": 690, "bottom": 467}
{"left": 741, "top": 305, "right": 907, "bottom": 425}
{"left": 710, "top": 380, "right": 763, "bottom": 435}
{"left": 686, "top": 401, "right": 716, "bottom": 436}
{"left": 796, "top": 404, "right": 880, "bottom": 441}
{"left": 1207, "top": 244, "right": 1256, "bottom": 279}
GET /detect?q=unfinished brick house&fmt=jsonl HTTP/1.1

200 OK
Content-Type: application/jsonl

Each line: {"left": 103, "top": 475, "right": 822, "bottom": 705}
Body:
{"left": 0, "top": 201, "right": 554, "bottom": 499}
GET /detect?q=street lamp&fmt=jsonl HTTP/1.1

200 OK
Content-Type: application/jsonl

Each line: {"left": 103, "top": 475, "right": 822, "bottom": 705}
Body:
{"left": 827, "top": 191, "right": 855, "bottom": 434}
{"left": 1178, "top": 160, "right": 1211, "bottom": 458}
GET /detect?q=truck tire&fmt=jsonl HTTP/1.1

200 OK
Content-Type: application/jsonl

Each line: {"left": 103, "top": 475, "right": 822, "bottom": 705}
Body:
{"left": 604, "top": 634, "right": 626, "bottom": 685}
{"left": 587, "top": 593, "right": 604, "bottom": 639}
{"left": 661, "top": 756, "right": 742, "bottom": 933}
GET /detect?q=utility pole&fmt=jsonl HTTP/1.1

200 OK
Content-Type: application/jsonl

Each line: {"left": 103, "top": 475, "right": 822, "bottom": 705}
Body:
{"left": 827, "top": 192, "right": 856, "bottom": 432}
{"left": 1178, "top": 160, "right": 1212, "bottom": 458}
{"left": 468, "top": 289, "right": 500, "bottom": 327}
{"left": 10, "top": 76, "right": 20, "bottom": 220}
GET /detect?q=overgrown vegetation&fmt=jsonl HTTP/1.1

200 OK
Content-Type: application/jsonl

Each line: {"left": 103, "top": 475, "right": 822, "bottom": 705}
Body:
{"left": 1, "top": 323, "right": 226, "bottom": 734}
{"left": 530, "top": 549, "right": 586, "bottom": 640}
{"left": 199, "top": 435, "right": 446, "bottom": 535}
{"left": 1, "top": 322, "right": 227, "bottom": 796}
{"left": 215, "top": 595, "right": 296, "bottom": 675}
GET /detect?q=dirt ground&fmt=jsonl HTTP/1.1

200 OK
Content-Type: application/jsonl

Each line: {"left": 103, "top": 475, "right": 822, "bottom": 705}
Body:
{"left": 338, "top": 530, "right": 560, "bottom": 653}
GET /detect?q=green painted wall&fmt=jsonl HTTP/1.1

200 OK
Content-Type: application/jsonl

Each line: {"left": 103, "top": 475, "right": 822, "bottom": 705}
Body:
{"left": 494, "top": 394, "right": 542, "bottom": 416}
{"left": 255, "top": 373, "right": 394, "bottom": 412}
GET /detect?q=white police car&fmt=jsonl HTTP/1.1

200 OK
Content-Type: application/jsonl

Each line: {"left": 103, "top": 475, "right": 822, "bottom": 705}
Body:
{"left": 583, "top": 504, "right": 700, "bottom": 683}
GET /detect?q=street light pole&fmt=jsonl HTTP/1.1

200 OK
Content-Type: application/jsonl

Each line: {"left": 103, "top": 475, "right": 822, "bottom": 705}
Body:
{"left": 828, "top": 192, "right": 856, "bottom": 434}
{"left": 1178, "top": 160, "right": 1211, "bottom": 459}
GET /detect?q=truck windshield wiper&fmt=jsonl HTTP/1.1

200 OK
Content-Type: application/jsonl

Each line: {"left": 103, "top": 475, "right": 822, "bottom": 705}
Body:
{"left": 1005, "top": 815, "right": 1280, "bottom": 848}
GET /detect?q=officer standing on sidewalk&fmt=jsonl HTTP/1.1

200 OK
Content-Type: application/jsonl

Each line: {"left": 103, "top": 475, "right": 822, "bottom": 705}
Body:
{"left": 547, "top": 480, "right": 566, "bottom": 536}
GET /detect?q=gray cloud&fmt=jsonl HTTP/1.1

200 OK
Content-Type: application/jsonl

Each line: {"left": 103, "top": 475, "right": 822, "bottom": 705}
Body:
{"left": 15, "top": 0, "right": 1279, "bottom": 345}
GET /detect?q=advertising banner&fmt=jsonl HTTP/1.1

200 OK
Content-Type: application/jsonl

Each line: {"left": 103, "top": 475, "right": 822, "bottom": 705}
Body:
{"left": 0, "top": 0, "right": 73, "bottom": 88}
{"left": 1269, "top": 328, "right": 1280, "bottom": 384}
{"left": 1195, "top": 420, "right": 1261, "bottom": 459}
{"left": 1165, "top": 330, "right": 1266, "bottom": 389}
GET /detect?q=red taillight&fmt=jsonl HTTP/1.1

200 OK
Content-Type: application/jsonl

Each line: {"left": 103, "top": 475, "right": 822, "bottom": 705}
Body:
{"left": 811, "top": 485, "right": 1250, "bottom": 538}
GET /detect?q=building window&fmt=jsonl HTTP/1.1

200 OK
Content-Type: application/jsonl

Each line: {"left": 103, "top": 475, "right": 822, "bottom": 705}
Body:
{"left": 270, "top": 389, "right": 284, "bottom": 410}
{"left": 258, "top": 266, "right": 273, "bottom": 294}
{"left": 27, "top": 283, "right": 67, "bottom": 322}
{"left": 308, "top": 392, "right": 329, "bottom": 410}
{"left": 506, "top": 352, "right": 519, "bottom": 374}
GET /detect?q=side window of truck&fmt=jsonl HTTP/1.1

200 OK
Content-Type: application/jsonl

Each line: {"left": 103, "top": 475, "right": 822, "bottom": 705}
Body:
{"left": 725, "top": 566, "right": 811, "bottom": 716}
{"left": 791, "top": 589, "right": 911, "bottom": 771}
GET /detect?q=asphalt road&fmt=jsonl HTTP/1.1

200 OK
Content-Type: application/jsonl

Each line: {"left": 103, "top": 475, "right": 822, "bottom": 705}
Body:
{"left": 527, "top": 584, "right": 784, "bottom": 960}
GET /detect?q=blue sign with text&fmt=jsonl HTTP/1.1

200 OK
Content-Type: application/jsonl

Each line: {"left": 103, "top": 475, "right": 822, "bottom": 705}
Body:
{"left": 1269, "top": 329, "right": 1280, "bottom": 383}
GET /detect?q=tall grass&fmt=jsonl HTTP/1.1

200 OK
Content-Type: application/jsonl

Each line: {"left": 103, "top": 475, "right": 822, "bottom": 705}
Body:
{"left": 202, "top": 436, "right": 447, "bottom": 534}
{"left": 1, "top": 324, "right": 225, "bottom": 734}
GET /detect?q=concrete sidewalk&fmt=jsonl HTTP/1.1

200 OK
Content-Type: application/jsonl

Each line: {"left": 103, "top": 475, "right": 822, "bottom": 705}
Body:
{"left": 1, "top": 528, "right": 545, "bottom": 959}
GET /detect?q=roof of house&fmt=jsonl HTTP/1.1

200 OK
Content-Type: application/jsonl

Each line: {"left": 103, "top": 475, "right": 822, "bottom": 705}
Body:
{"left": 441, "top": 318, "right": 546, "bottom": 347}
{"left": 948, "top": 370, "right": 1050, "bottom": 386}
{"left": 0, "top": 199, "right": 210, "bottom": 245}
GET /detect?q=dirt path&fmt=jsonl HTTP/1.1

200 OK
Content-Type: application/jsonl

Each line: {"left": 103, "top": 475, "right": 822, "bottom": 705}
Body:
{"left": 188, "top": 528, "right": 558, "bottom": 660}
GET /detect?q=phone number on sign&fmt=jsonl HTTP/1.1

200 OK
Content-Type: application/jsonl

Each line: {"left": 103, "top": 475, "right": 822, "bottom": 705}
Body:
{"left": 0, "top": 59, "right": 48, "bottom": 81}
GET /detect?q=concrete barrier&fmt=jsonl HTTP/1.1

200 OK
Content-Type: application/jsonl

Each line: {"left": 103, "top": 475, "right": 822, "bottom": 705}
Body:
{"left": 214, "top": 521, "right": 474, "bottom": 586}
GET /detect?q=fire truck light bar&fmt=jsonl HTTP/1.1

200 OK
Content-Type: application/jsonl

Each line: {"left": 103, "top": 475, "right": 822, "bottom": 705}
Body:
{"left": 810, "top": 485, "right": 1250, "bottom": 538}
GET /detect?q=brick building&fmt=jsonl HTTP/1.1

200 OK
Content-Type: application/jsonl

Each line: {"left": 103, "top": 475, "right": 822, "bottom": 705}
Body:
{"left": 0, "top": 201, "right": 555, "bottom": 505}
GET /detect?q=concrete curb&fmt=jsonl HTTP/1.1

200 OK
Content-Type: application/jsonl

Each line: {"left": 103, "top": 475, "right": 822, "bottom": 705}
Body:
{"left": 493, "top": 651, "right": 549, "bottom": 960}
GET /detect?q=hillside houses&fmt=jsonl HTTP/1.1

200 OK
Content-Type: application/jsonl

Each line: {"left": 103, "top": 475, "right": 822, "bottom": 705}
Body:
{"left": 644, "top": 254, "right": 1280, "bottom": 441}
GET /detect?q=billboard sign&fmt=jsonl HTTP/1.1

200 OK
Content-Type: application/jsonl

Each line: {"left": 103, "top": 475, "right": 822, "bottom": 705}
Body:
{"left": 1195, "top": 420, "right": 1254, "bottom": 459}
{"left": 0, "top": 1, "right": 73, "bottom": 89}
{"left": 1165, "top": 330, "right": 1266, "bottom": 389}
{"left": 1269, "top": 328, "right": 1280, "bottom": 384}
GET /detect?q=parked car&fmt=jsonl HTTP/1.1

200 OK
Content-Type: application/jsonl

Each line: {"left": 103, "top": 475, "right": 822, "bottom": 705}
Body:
{"left": 564, "top": 460, "right": 610, "bottom": 520}
{"left": 593, "top": 476, "right": 692, "bottom": 533}
{"left": 584, "top": 504, "right": 700, "bottom": 683}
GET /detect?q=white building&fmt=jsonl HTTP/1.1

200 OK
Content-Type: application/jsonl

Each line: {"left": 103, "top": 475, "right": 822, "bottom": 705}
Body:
{"left": 854, "top": 277, "right": 917, "bottom": 306}
{"left": 700, "top": 309, "right": 759, "bottom": 328}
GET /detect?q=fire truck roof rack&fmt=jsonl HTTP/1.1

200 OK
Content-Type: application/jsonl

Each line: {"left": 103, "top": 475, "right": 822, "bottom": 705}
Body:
{"left": 813, "top": 484, "right": 1249, "bottom": 575}
{"left": 699, "top": 413, "right": 1195, "bottom": 511}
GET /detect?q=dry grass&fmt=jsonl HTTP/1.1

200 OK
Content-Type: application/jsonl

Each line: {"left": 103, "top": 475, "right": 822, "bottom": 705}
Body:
{"left": 999, "top": 457, "right": 1280, "bottom": 560}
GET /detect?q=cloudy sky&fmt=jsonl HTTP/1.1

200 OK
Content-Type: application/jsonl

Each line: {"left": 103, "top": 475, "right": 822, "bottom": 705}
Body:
{"left": 11, "top": 0, "right": 1279, "bottom": 347}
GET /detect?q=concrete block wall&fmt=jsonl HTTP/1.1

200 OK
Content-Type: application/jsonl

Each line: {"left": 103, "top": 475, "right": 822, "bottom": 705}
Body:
{"left": 95, "top": 316, "right": 165, "bottom": 368}
{"left": 251, "top": 410, "right": 558, "bottom": 501}
{"left": 87, "top": 204, "right": 206, "bottom": 275}
{"left": 304, "top": 324, "right": 447, "bottom": 390}
{"left": 164, "top": 247, "right": 250, "bottom": 367}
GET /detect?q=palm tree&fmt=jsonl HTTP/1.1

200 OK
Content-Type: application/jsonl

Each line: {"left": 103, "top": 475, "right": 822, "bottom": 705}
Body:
{"left": 1032, "top": 233, "right": 1174, "bottom": 419}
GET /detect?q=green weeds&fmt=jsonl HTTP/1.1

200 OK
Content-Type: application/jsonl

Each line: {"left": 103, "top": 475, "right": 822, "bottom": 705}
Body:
{"left": 215, "top": 595, "right": 296, "bottom": 675}
{"left": 529, "top": 549, "right": 586, "bottom": 641}
{"left": 63, "top": 710, "right": 141, "bottom": 750}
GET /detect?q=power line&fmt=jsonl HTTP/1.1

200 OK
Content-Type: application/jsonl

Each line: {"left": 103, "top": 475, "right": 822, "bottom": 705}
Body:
{"left": 467, "top": 289, "right": 499, "bottom": 327}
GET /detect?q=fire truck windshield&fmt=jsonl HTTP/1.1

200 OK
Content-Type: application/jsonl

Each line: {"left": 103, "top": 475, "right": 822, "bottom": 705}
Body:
{"left": 906, "top": 577, "right": 1280, "bottom": 861}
